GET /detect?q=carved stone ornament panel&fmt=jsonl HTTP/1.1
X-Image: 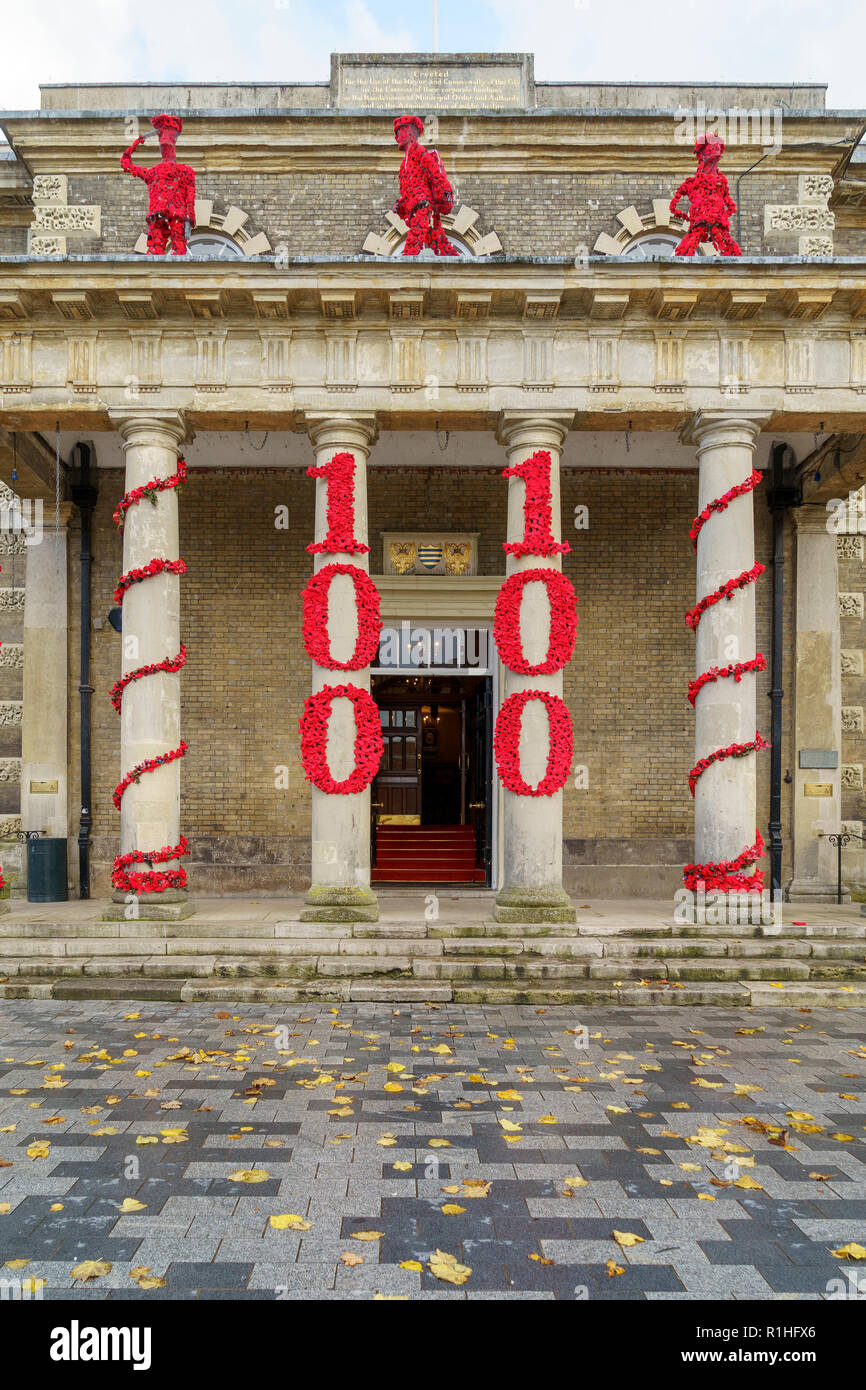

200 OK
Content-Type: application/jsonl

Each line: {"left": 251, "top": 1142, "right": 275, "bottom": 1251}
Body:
{"left": 838, "top": 535, "right": 865, "bottom": 562}
{"left": 842, "top": 763, "right": 864, "bottom": 790}
{"left": 32, "top": 205, "right": 101, "bottom": 235}
{"left": 839, "top": 593, "right": 865, "bottom": 619}
{"left": 842, "top": 706, "right": 864, "bottom": 733}
{"left": 842, "top": 649, "right": 864, "bottom": 676}
{"left": 32, "top": 174, "right": 68, "bottom": 204}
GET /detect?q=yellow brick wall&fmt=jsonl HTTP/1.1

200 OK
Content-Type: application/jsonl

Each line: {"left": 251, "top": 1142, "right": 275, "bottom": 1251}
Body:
{"left": 71, "top": 459, "right": 790, "bottom": 894}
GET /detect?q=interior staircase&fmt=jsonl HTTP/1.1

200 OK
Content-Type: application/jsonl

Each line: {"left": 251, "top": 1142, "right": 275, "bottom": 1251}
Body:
{"left": 372, "top": 824, "right": 486, "bottom": 884}
{"left": 1, "top": 911, "right": 865, "bottom": 1006}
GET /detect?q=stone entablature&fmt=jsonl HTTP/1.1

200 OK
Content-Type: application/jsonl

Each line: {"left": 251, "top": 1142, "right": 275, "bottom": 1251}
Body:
{"left": 2, "top": 261, "right": 866, "bottom": 427}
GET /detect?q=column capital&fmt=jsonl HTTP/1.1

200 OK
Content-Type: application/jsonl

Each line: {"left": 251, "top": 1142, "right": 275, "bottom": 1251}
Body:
{"left": 496, "top": 410, "right": 574, "bottom": 453}
{"left": 680, "top": 409, "right": 773, "bottom": 452}
{"left": 305, "top": 412, "right": 379, "bottom": 454}
{"left": 41, "top": 501, "right": 75, "bottom": 531}
{"left": 107, "top": 408, "right": 190, "bottom": 453}
{"left": 796, "top": 503, "right": 838, "bottom": 535}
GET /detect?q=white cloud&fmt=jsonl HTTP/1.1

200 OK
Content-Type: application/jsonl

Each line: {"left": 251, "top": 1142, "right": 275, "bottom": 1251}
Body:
{"left": 483, "top": 0, "right": 866, "bottom": 107}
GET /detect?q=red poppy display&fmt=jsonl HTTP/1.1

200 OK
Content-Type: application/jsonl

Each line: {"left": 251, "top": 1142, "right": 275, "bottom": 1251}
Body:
{"left": 502, "top": 451, "right": 571, "bottom": 558}
{"left": 685, "top": 466, "right": 768, "bottom": 890}
{"left": 113, "top": 456, "right": 187, "bottom": 531}
{"left": 494, "top": 690, "right": 573, "bottom": 797}
{"left": 682, "top": 831, "right": 765, "bottom": 894}
{"left": 299, "top": 684, "right": 384, "bottom": 794}
{"left": 307, "top": 451, "right": 369, "bottom": 556}
{"left": 493, "top": 568, "right": 577, "bottom": 675}
{"left": 110, "top": 457, "right": 189, "bottom": 894}
{"left": 302, "top": 564, "right": 381, "bottom": 671}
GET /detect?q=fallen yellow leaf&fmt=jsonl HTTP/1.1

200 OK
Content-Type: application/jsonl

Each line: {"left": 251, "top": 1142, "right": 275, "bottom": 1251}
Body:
{"left": 428, "top": 1249, "right": 471, "bottom": 1285}
{"left": 613, "top": 1230, "right": 645, "bottom": 1247}
{"left": 270, "top": 1214, "right": 312, "bottom": 1231}
{"left": 71, "top": 1259, "right": 112, "bottom": 1283}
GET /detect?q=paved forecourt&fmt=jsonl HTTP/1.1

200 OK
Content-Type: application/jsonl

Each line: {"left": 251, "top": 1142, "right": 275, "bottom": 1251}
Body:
{"left": 0, "top": 1001, "right": 864, "bottom": 1300}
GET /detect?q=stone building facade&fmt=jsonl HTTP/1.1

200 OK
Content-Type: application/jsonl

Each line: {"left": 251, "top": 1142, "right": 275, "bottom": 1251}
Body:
{"left": 1, "top": 52, "right": 866, "bottom": 916}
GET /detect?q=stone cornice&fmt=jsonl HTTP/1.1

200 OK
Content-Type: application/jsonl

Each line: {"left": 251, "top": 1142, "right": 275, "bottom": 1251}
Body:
{"left": 1, "top": 256, "right": 866, "bottom": 326}
{"left": 2, "top": 110, "right": 863, "bottom": 176}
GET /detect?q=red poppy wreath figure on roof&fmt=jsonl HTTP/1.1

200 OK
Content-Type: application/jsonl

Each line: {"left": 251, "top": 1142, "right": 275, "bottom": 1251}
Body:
{"left": 392, "top": 114, "right": 459, "bottom": 257}
{"left": 670, "top": 133, "right": 741, "bottom": 258}
{"left": 121, "top": 114, "right": 196, "bottom": 256}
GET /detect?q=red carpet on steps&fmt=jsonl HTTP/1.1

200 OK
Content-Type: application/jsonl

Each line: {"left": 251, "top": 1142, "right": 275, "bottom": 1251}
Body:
{"left": 372, "top": 824, "right": 486, "bottom": 883}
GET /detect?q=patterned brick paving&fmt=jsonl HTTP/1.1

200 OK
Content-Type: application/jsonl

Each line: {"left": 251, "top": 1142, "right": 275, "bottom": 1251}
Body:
{"left": 1, "top": 1001, "right": 864, "bottom": 1301}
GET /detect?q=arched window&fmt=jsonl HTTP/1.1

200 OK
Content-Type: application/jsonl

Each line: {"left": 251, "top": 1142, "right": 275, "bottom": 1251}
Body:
{"left": 186, "top": 232, "right": 245, "bottom": 260}
{"left": 621, "top": 232, "right": 679, "bottom": 260}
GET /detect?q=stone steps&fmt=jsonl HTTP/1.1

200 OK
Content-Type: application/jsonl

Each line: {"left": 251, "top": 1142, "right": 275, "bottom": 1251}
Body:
{"left": 0, "top": 914, "right": 863, "bottom": 1004}
{"left": 2, "top": 974, "right": 866, "bottom": 1007}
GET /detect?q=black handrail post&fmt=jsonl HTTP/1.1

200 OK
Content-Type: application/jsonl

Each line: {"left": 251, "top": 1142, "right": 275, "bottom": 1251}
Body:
{"left": 71, "top": 443, "right": 97, "bottom": 899}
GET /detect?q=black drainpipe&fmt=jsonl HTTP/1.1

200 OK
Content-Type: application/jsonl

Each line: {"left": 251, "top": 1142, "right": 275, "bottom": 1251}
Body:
{"left": 71, "top": 443, "right": 97, "bottom": 898}
{"left": 765, "top": 443, "right": 801, "bottom": 897}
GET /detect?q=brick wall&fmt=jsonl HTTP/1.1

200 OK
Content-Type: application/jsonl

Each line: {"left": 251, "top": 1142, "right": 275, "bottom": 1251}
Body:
{"left": 64, "top": 167, "right": 819, "bottom": 259}
{"left": 72, "top": 457, "right": 791, "bottom": 896}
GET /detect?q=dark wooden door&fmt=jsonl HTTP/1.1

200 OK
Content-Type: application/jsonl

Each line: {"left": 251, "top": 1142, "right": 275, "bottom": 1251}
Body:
{"left": 372, "top": 705, "right": 421, "bottom": 822}
{"left": 467, "top": 679, "right": 493, "bottom": 884}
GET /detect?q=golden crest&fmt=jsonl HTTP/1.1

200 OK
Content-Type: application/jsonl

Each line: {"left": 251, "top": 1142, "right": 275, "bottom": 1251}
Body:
{"left": 444, "top": 541, "right": 472, "bottom": 574}
{"left": 389, "top": 541, "right": 418, "bottom": 574}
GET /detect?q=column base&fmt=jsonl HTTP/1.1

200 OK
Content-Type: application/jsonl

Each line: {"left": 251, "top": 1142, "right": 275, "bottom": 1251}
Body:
{"left": 104, "top": 890, "right": 195, "bottom": 922}
{"left": 493, "top": 884, "right": 576, "bottom": 925}
{"left": 677, "top": 891, "right": 775, "bottom": 926}
{"left": 300, "top": 885, "right": 379, "bottom": 923}
{"left": 787, "top": 880, "right": 850, "bottom": 904}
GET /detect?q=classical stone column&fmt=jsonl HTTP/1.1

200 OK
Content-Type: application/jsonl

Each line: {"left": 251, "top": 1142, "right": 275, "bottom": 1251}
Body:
{"left": 683, "top": 411, "right": 771, "bottom": 916}
{"left": 494, "top": 411, "right": 576, "bottom": 924}
{"left": 21, "top": 502, "right": 73, "bottom": 846}
{"left": 788, "top": 509, "right": 842, "bottom": 899}
{"left": 301, "top": 413, "right": 379, "bottom": 923}
{"left": 105, "top": 409, "right": 191, "bottom": 920}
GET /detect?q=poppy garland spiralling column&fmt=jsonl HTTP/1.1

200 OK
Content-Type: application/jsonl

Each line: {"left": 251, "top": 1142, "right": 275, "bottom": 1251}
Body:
{"left": 109, "top": 454, "right": 189, "bottom": 896}
{"left": 683, "top": 461, "right": 769, "bottom": 894}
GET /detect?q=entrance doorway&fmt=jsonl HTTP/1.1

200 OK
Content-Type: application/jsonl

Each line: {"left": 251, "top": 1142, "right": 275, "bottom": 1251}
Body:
{"left": 371, "top": 674, "right": 492, "bottom": 885}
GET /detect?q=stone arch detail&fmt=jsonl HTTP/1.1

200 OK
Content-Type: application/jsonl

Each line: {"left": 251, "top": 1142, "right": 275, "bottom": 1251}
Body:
{"left": 593, "top": 200, "right": 714, "bottom": 258}
{"left": 134, "top": 200, "right": 272, "bottom": 257}
{"left": 363, "top": 204, "right": 502, "bottom": 258}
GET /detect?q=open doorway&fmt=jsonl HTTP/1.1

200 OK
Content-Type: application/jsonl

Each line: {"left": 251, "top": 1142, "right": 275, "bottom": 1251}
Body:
{"left": 371, "top": 673, "right": 492, "bottom": 885}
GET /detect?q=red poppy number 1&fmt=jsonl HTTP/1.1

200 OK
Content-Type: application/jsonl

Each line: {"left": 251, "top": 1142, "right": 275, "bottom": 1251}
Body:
{"left": 300, "top": 452, "right": 384, "bottom": 794}
{"left": 494, "top": 451, "right": 576, "bottom": 797}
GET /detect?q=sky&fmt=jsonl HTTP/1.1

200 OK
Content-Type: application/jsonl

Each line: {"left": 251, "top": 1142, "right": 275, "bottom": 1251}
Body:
{"left": 1, "top": 0, "right": 865, "bottom": 110}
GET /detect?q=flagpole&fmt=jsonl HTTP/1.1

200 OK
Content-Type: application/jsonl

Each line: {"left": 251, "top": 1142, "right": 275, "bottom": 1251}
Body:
{"left": 432, "top": 0, "right": 438, "bottom": 52}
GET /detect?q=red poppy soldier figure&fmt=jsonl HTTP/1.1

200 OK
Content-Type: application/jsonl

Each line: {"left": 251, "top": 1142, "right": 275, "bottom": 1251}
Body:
{"left": 393, "top": 115, "right": 459, "bottom": 257}
{"left": 121, "top": 114, "right": 196, "bottom": 256}
{"left": 670, "top": 133, "right": 741, "bottom": 257}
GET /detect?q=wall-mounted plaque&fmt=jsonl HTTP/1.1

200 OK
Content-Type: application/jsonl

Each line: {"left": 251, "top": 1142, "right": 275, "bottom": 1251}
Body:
{"left": 331, "top": 53, "right": 534, "bottom": 111}
{"left": 29, "top": 779, "right": 59, "bottom": 794}
{"left": 803, "top": 782, "right": 833, "bottom": 797}
{"left": 799, "top": 750, "right": 839, "bottom": 769}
